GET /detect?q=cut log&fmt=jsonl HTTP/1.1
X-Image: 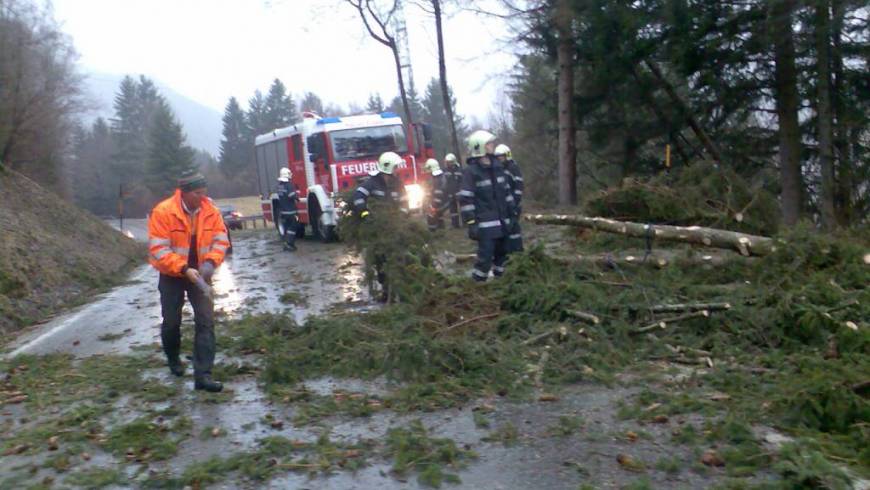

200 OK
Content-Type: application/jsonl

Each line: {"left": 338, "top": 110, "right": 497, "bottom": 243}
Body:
{"left": 525, "top": 214, "right": 776, "bottom": 257}
{"left": 650, "top": 303, "right": 731, "bottom": 313}
{"left": 565, "top": 310, "right": 601, "bottom": 324}
{"left": 633, "top": 310, "right": 710, "bottom": 335}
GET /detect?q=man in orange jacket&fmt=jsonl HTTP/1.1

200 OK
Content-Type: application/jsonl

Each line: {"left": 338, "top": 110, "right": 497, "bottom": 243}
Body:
{"left": 148, "top": 171, "right": 230, "bottom": 392}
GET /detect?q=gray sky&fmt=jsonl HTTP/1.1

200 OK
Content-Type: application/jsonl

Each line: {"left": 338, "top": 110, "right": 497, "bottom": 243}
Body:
{"left": 52, "top": 0, "right": 517, "bottom": 124}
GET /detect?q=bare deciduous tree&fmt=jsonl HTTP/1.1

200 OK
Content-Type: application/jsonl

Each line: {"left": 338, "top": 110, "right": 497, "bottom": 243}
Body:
{"left": 0, "top": 0, "right": 84, "bottom": 188}
{"left": 346, "top": 0, "right": 413, "bottom": 123}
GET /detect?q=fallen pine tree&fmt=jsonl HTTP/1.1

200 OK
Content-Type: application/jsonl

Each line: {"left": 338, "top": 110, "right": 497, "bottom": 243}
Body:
{"left": 215, "top": 216, "right": 869, "bottom": 484}
{"left": 524, "top": 213, "right": 777, "bottom": 256}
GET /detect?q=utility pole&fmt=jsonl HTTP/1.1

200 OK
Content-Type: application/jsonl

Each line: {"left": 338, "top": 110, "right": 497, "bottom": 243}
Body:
{"left": 392, "top": 1, "right": 416, "bottom": 108}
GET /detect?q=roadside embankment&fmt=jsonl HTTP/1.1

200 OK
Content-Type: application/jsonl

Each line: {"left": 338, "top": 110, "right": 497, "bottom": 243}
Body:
{"left": 0, "top": 169, "right": 143, "bottom": 334}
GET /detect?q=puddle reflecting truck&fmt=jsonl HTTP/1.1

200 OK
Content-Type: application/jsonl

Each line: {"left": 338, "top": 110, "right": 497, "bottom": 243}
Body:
{"left": 254, "top": 111, "right": 432, "bottom": 242}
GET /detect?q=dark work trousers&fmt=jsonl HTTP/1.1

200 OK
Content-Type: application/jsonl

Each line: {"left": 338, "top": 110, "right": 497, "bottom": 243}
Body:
{"left": 281, "top": 214, "right": 298, "bottom": 247}
{"left": 158, "top": 274, "right": 215, "bottom": 378}
{"left": 448, "top": 197, "right": 461, "bottom": 228}
{"left": 508, "top": 222, "right": 524, "bottom": 253}
{"left": 472, "top": 236, "right": 509, "bottom": 282}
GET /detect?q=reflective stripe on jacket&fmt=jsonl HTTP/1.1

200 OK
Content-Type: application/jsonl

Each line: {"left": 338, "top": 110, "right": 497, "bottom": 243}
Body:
{"left": 148, "top": 190, "right": 229, "bottom": 277}
{"left": 277, "top": 181, "right": 299, "bottom": 216}
{"left": 459, "top": 156, "right": 517, "bottom": 239}
{"left": 503, "top": 159, "right": 524, "bottom": 213}
{"left": 429, "top": 173, "right": 449, "bottom": 212}
{"left": 352, "top": 173, "right": 408, "bottom": 214}
{"left": 444, "top": 166, "right": 463, "bottom": 197}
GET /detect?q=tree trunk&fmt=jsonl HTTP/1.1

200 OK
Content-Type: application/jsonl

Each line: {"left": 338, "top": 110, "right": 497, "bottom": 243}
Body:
{"left": 814, "top": 0, "right": 837, "bottom": 230}
{"left": 433, "top": 0, "right": 460, "bottom": 158}
{"left": 390, "top": 42, "right": 413, "bottom": 124}
{"left": 555, "top": 0, "right": 577, "bottom": 205}
{"left": 643, "top": 60, "right": 724, "bottom": 165}
{"left": 524, "top": 214, "right": 776, "bottom": 256}
{"left": 830, "top": 0, "right": 852, "bottom": 225}
{"left": 770, "top": 0, "right": 804, "bottom": 226}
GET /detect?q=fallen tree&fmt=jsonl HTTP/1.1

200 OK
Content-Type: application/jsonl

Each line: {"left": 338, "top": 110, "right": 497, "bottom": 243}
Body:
{"left": 524, "top": 214, "right": 777, "bottom": 256}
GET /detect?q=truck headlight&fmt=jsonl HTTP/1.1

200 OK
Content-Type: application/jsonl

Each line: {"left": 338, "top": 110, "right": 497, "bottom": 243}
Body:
{"left": 405, "top": 184, "right": 424, "bottom": 210}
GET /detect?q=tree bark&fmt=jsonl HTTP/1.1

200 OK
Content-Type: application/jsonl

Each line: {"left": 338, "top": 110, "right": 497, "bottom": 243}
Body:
{"left": 433, "top": 0, "right": 460, "bottom": 158}
{"left": 814, "top": 0, "right": 837, "bottom": 230}
{"left": 769, "top": 0, "right": 804, "bottom": 226}
{"left": 524, "top": 214, "right": 777, "bottom": 256}
{"left": 555, "top": 0, "right": 577, "bottom": 205}
{"left": 642, "top": 60, "right": 724, "bottom": 165}
{"left": 830, "top": 0, "right": 852, "bottom": 226}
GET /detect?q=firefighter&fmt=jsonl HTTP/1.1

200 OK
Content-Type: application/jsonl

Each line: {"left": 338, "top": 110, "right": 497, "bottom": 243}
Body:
{"left": 459, "top": 131, "right": 517, "bottom": 281}
{"left": 147, "top": 171, "right": 229, "bottom": 392}
{"left": 494, "top": 144, "right": 524, "bottom": 252}
{"left": 443, "top": 153, "right": 463, "bottom": 228}
{"left": 352, "top": 151, "right": 408, "bottom": 215}
{"left": 352, "top": 151, "right": 408, "bottom": 300}
{"left": 424, "top": 158, "right": 448, "bottom": 232}
{"left": 276, "top": 167, "right": 299, "bottom": 251}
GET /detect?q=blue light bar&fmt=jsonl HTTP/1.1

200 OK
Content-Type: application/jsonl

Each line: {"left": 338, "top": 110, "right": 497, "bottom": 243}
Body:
{"left": 316, "top": 117, "right": 342, "bottom": 125}
{"left": 380, "top": 111, "right": 399, "bottom": 119}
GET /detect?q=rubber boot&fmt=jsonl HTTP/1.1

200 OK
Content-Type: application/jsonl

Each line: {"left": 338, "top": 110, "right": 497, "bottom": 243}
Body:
{"left": 194, "top": 376, "right": 223, "bottom": 392}
{"left": 168, "top": 358, "right": 186, "bottom": 377}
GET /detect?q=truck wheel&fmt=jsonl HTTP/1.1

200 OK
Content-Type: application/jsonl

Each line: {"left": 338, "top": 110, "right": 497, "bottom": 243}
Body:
{"left": 309, "top": 199, "right": 336, "bottom": 243}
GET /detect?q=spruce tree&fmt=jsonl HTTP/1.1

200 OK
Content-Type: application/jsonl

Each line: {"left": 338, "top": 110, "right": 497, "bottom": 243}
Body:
{"left": 245, "top": 90, "right": 268, "bottom": 140}
{"left": 422, "top": 78, "right": 466, "bottom": 158}
{"left": 299, "top": 92, "right": 325, "bottom": 115}
{"left": 366, "top": 93, "right": 385, "bottom": 113}
{"left": 218, "top": 96, "right": 249, "bottom": 177}
{"left": 263, "top": 78, "right": 299, "bottom": 130}
{"left": 146, "top": 100, "right": 196, "bottom": 197}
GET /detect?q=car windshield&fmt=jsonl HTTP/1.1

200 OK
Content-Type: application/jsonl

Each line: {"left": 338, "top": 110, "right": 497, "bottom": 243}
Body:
{"left": 329, "top": 125, "right": 406, "bottom": 161}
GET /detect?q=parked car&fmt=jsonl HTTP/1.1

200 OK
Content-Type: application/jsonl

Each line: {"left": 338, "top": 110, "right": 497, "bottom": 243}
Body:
{"left": 219, "top": 205, "right": 244, "bottom": 230}
{"left": 218, "top": 205, "right": 243, "bottom": 255}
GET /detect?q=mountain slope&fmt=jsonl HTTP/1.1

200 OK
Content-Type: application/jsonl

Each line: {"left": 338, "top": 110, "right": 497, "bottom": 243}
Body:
{"left": 82, "top": 72, "right": 223, "bottom": 155}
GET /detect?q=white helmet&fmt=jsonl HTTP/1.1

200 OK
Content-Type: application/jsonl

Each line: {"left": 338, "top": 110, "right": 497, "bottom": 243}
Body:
{"left": 424, "top": 158, "right": 441, "bottom": 175}
{"left": 467, "top": 130, "right": 496, "bottom": 158}
{"left": 377, "top": 152, "right": 403, "bottom": 175}
{"left": 494, "top": 144, "right": 512, "bottom": 159}
{"left": 278, "top": 167, "right": 292, "bottom": 182}
{"left": 444, "top": 153, "right": 458, "bottom": 165}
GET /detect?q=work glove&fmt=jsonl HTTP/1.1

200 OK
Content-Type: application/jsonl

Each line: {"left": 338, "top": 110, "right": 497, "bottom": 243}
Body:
{"left": 467, "top": 221, "right": 479, "bottom": 241}
{"left": 200, "top": 260, "right": 216, "bottom": 283}
{"left": 360, "top": 210, "right": 370, "bottom": 220}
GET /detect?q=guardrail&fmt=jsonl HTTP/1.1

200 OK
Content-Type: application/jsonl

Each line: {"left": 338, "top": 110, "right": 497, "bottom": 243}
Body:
{"left": 232, "top": 215, "right": 269, "bottom": 230}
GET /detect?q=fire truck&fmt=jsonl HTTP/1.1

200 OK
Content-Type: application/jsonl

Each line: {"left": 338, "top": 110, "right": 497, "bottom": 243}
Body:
{"left": 254, "top": 111, "right": 432, "bottom": 241}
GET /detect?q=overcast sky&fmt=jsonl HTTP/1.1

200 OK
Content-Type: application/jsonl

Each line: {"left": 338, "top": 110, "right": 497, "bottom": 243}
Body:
{"left": 52, "top": 0, "right": 518, "bottom": 125}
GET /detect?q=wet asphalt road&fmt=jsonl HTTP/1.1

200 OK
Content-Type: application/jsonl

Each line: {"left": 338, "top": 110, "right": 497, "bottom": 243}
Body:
{"left": 6, "top": 224, "right": 366, "bottom": 358}
{"left": 2, "top": 224, "right": 748, "bottom": 489}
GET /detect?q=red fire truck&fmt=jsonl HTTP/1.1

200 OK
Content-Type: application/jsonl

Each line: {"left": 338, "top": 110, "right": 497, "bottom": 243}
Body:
{"left": 254, "top": 111, "right": 432, "bottom": 241}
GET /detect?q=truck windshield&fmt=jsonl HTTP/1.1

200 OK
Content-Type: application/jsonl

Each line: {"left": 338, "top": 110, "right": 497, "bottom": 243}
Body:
{"left": 329, "top": 125, "right": 406, "bottom": 161}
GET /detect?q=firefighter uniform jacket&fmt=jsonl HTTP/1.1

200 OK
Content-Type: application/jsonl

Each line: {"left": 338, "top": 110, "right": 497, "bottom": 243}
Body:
{"left": 277, "top": 180, "right": 298, "bottom": 217}
{"left": 352, "top": 172, "right": 408, "bottom": 215}
{"left": 148, "top": 190, "right": 229, "bottom": 277}
{"left": 429, "top": 172, "right": 449, "bottom": 213}
{"left": 503, "top": 159, "right": 524, "bottom": 214}
{"left": 444, "top": 164, "right": 463, "bottom": 199}
{"left": 458, "top": 156, "right": 517, "bottom": 239}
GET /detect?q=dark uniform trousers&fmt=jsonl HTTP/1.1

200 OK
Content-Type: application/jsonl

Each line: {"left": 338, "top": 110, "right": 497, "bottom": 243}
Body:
{"left": 474, "top": 235, "right": 509, "bottom": 281}
{"left": 158, "top": 274, "right": 215, "bottom": 378}
{"left": 448, "top": 198, "right": 461, "bottom": 228}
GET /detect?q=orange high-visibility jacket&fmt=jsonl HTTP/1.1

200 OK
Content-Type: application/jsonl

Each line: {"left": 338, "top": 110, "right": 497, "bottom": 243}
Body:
{"left": 148, "top": 190, "right": 229, "bottom": 277}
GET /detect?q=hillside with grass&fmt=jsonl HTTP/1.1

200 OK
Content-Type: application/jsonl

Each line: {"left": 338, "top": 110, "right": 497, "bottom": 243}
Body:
{"left": 0, "top": 168, "right": 143, "bottom": 334}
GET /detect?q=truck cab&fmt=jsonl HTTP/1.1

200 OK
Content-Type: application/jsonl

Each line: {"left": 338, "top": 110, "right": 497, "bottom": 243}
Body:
{"left": 255, "top": 111, "right": 432, "bottom": 241}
